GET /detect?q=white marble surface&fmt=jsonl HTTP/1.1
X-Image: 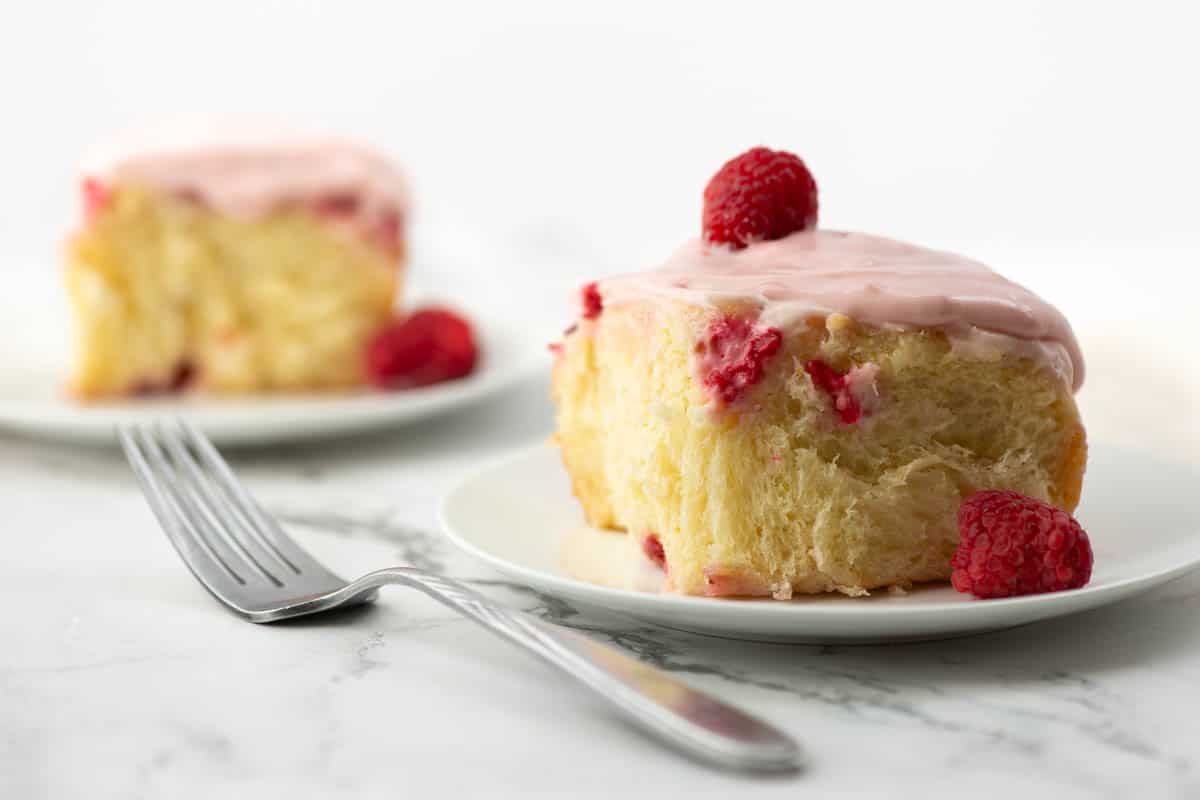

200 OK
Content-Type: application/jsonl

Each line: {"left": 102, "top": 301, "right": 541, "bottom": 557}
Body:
{"left": 3, "top": 363, "right": 1200, "bottom": 800}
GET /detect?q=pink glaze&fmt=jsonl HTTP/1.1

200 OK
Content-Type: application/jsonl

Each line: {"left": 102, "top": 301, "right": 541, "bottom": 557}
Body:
{"left": 80, "top": 120, "right": 409, "bottom": 233}
{"left": 599, "top": 231, "right": 1085, "bottom": 391}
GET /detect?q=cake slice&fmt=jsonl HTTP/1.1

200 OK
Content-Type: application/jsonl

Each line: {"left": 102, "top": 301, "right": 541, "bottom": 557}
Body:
{"left": 65, "top": 124, "right": 408, "bottom": 398}
{"left": 551, "top": 148, "right": 1086, "bottom": 599}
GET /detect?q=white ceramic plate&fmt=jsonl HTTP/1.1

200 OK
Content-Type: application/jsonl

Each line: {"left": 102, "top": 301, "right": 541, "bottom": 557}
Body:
{"left": 0, "top": 314, "right": 545, "bottom": 446}
{"left": 441, "top": 443, "right": 1200, "bottom": 643}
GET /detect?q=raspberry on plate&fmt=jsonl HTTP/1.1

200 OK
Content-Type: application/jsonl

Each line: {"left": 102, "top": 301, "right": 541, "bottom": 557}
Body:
{"left": 366, "top": 307, "right": 479, "bottom": 389}
{"left": 951, "top": 490, "right": 1093, "bottom": 599}
{"left": 702, "top": 146, "right": 819, "bottom": 249}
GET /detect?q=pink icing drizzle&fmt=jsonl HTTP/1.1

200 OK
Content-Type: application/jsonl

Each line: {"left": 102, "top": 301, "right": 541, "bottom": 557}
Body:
{"left": 80, "top": 121, "right": 409, "bottom": 228}
{"left": 599, "top": 231, "right": 1085, "bottom": 391}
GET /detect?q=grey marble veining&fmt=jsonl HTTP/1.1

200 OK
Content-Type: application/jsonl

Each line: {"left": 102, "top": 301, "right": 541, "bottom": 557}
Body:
{"left": 2, "top": 376, "right": 1199, "bottom": 799}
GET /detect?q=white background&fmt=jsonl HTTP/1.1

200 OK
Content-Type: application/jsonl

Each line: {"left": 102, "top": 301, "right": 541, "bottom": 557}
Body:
{"left": 2, "top": 0, "right": 1198, "bottom": 319}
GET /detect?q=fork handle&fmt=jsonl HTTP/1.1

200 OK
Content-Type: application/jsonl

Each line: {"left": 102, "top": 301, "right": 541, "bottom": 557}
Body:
{"left": 340, "top": 567, "right": 801, "bottom": 773}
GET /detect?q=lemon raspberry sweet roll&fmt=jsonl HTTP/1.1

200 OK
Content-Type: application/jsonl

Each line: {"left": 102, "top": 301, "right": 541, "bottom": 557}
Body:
{"left": 65, "top": 125, "right": 408, "bottom": 398}
{"left": 551, "top": 147, "right": 1087, "bottom": 599}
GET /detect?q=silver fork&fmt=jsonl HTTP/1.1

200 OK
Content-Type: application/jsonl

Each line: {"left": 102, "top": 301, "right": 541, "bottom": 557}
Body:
{"left": 117, "top": 420, "right": 802, "bottom": 774}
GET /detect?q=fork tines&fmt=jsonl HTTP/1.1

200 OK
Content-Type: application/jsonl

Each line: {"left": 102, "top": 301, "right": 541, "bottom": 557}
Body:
{"left": 117, "top": 420, "right": 325, "bottom": 603}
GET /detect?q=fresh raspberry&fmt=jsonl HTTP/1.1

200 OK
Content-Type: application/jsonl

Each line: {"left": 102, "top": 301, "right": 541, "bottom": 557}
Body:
{"left": 702, "top": 147, "right": 818, "bottom": 249}
{"left": 81, "top": 178, "right": 111, "bottom": 222}
{"left": 581, "top": 282, "right": 603, "bottom": 320}
{"left": 805, "top": 360, "right": 862, "bottom": 425}
{"left": 951, "top": 491, "right": 1093, "bottom": 599}
{"left": 696, "top": 316, "right": 784, "bottom": 405}
{"left": 642, "top": 534, "right": 667, "bottom": 572}
{"left": 365, "top": 308, "right": 478, "bottom": 389}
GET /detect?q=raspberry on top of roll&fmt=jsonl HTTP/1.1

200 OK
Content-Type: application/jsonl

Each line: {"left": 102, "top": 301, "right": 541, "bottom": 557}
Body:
{"left": 702, "top": 146, "right": 819, "bottom": 249}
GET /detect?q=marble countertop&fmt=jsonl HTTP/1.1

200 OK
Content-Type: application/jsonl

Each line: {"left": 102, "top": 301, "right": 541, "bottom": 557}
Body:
{"left": 3, "top": 369, "right": 1199, "bottom": 800}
